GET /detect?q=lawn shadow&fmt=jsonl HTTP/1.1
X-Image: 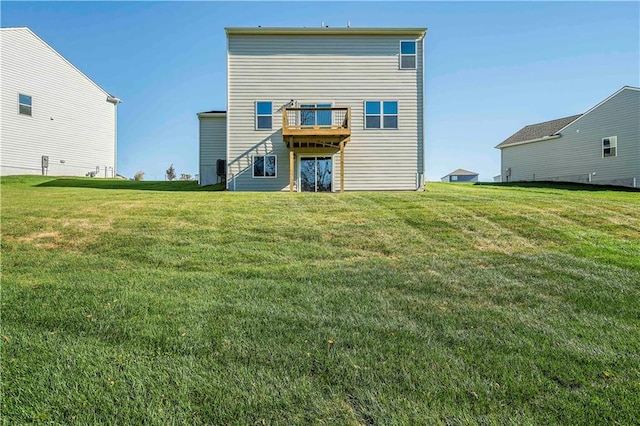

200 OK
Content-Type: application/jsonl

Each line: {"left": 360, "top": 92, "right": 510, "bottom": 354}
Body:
{"left": 475, "top": 181, "right": 640, "bottom": 192}
{"left": 35, "top": 178, "right": 225, "bottom": 192}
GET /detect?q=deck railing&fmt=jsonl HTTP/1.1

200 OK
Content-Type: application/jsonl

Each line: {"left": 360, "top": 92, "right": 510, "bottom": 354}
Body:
{"left": 282, "top": 107, "right": 350, "bottom": 135}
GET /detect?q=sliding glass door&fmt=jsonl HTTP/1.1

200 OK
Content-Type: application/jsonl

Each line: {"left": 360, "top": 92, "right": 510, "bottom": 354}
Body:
{"left": 300, "top": 157, "right": 332, "bottom": 192}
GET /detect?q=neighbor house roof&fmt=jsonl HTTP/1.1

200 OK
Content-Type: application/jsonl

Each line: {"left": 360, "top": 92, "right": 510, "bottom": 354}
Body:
{"left": 225, "top": 27, "right": 427, "bottom": 36}
{"left": 197, "top": 110, "right": 226, "bottom": 118}
{"left": 495, "top": 114, "right": 582, "bottom": 149}
{"left": 442, "top": 169, "right": 478, "bottom": 179}
{"left": 496, "top": 86, "right": 640, "bottom": 149}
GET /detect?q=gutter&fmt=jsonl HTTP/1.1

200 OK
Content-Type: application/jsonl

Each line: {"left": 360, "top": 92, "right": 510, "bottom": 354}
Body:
{"left": 495, "top": 134, "right": 561, "bottom": 149}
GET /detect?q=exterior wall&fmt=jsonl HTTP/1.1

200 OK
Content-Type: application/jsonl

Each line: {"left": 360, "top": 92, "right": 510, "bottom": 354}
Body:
{"left": 226, "top": 32, "right": 424, "bottom": 191}
{"left": 199, "top": 116, "right": 226, "bottom": 186}
{"left": 0, "top": 28, "right": 117, "bottom": 177}
{"left": 501, "top": 88, "right": 640, "bottom": 187}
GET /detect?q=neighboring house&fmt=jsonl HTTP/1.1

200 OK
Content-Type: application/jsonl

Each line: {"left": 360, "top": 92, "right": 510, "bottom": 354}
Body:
{"left": 0, "top": 27, "right": 120, "bottom": 177}
{"left": 199, "top": 26, "right": 426, "bottom": 191}
{"left": 496, "top": 86, "right": 639, "bottom": 188}
{"left": 441, "top": 169, "right": 478, "bottom": 183}
{"left": 493, "top": 174, "right": 501, "bottom": 183}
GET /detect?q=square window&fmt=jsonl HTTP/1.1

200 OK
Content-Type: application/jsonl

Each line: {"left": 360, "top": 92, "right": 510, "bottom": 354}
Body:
{"left": 365, "top": 101, "right": 398, "bottom": 129}
{"left": 253, "top": 155, "right": 277, "bottom": 178}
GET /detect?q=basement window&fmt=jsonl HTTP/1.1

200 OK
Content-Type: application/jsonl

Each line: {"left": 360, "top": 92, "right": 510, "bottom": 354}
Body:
{"left": 252, "top": 155, "right": 276, "bottom": 178}
{"left": 365, "top": 101, "right": 398, "bottom": 129}
{"left": 19, "top": 94, "right": 32, "bottom": 116}
{"left": 400, "top": 41, "right": 417, "bottom": 70}
{"left": 255, "top": 101, "right": 272, "bottom": 130}
{"left": 602, "top": 136, "right": 617, "bottom": 158}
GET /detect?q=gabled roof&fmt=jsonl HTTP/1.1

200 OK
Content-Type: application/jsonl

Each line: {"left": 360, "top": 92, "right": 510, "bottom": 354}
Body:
{"left": 442, "top": 169, "right": 478, "bottom": 178}
{"left": 0, "top": 27, "right": 118, "bottom": 102}
{"left": 496, "top": 115, "right": 582, "bottom": 148}
{"left": 496, "top": 86, "right": 640, "bottom": 149}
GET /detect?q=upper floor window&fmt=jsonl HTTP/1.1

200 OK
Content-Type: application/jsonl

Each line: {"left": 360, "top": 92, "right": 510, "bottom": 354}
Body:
{"left": 300, "top": 103, "right": 332, "bottom": 126}
{"left": 19, "top": 94, "right": 32, "bottom": 116}
{"left": 602, "top": 136, "right": 617, "bottom": 158}
{"left": 365, "top": 101, "right": 398, "bottom": 129}
{"left": 255, "top": 101, "right": 272, "bottom": 130}
{"left": 253, "top": 155, "right": 277, "bottom": 178}
{"left": 400, "top": 41, "right": 416, "bottom": 70}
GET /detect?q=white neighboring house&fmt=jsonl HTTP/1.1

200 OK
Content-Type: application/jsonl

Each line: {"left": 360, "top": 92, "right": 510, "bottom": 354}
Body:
{"left": 496, "top": 86, "right": 639, "bottom": 188}
{"left": 0, "top": 27, "right": 120, "bottom": 177}
{"left": 199, "top": 26, "right": 426, "bottom": 191}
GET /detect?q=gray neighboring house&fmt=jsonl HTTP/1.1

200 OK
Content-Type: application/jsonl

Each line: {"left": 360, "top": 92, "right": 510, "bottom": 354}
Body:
{"left": 496, "top": 86, "right": 639, "bottom": 188}
{"left": 199, "top": 26, "right": 426, "bottom": 191}
{"left": 0, "top": 27, "right": 120, "bottom": 177}
{"left": 441, "top": 169, "right": 478, "bottom": 183}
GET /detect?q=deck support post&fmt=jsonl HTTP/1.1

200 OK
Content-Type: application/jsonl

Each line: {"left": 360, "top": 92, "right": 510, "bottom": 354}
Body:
{"left": 289, "top": 148, "right": 294, "bottom": 193}
{"left": 339, "top": 140, "right": 345, "bottom": 193}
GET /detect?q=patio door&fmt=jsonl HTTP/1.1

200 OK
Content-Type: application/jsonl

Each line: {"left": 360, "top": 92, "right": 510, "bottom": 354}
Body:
{"left": 300, "top": 157, "right": 332, "bottom": 192}
{"left": 299, "top": 103, "right": 332, "bottom": 127}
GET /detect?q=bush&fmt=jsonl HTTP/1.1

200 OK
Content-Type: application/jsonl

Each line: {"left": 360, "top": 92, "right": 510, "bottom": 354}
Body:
{"left": 133, "top": 171, "right": 145, "bottom": 181}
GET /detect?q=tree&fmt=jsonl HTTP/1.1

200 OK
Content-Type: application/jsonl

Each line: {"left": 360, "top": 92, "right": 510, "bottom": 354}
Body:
{"left": 166, "top": 164, "right": 176, "bottom": 181}
{"left": 133, "top": 171, "right": 145, "bottom": 181}
{"left": 180, "top": 173, "right": 192, "bottom": 181}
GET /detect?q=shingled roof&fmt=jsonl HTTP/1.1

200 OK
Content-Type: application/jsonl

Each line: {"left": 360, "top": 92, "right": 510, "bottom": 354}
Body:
{"left": 442, "top": 169, "right": 478, "bottom": 178}
{"left": 496, "top": 114, "right": 582, "bottom": 148}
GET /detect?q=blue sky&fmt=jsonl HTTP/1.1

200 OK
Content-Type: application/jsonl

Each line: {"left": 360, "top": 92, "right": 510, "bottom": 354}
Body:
{"left": 2, "top": 1, "right": 638, "bottom": 181}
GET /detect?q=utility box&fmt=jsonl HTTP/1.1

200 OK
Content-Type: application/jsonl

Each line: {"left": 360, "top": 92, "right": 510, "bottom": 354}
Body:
{"left": 216, "top": 159, "right": 226, "bottom": 183}
{"left": 41, "top": 156, "right": 49, "bottom": 175}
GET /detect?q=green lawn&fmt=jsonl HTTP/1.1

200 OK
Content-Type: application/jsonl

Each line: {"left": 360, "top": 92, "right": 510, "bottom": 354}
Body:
{"left": 2, "top": 176, "right": 639, "bottom": 424}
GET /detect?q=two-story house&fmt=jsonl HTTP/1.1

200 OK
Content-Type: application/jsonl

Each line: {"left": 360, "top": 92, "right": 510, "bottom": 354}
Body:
{"left": 0, "top": 27, "right": 120, "bottom": 177}
{"left": 199, "top": 27, "right": 426, "bottom": 191}
{"left": 496, "top": 86, "right": 639, "bottom": 188}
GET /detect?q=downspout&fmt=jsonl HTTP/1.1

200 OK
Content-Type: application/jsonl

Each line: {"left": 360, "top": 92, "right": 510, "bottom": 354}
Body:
{"left": 107, "top": 95, "right": 122, "bottom": 177}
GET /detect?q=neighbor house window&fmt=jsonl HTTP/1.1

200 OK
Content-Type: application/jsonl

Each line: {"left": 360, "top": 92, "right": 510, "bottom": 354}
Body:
{"left": 255, "top": 101, "right": 272, "bottom": 130}
{"left": 451, "top": 176, "right": 458, "bottom": 182}
{"left": 252, "top": 155, "right": 276, "bottom": 178}
{"left": 364, "top": 101, "right": 398, "bottom": 129}
{"left": 400, "top": 41, "right": 417, "bottom": 69}
{"left": 602, "top": 136, "right": 617, "bottom": 158}
{"left": 19, "top": 94, "right": 32, "bottom": 116}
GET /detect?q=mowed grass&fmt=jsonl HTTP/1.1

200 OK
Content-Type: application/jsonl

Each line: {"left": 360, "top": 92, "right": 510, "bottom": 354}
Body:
{"left": 1, "top": 176, "right": 639, "bottom": 424}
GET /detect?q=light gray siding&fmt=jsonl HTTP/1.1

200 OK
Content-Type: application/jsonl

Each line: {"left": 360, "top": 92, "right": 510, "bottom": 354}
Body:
{"left": 501, "top": 88, "right": 640, "bottom": 187}
{"left": 199, "top": 115, "right": 226, "bottom": 186}
{"left": 0, "top": 28, "right": 118, "bottom": 177}
{"left": 226, "top": 32, "right": 424, "bottom": 191}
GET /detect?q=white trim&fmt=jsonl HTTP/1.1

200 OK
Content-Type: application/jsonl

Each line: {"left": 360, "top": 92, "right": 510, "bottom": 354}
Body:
{"left": 495, "top": 134, "right": 561, "bottom": 149}
{"left": 255, "top": 101, "right": 273, "bottom": 130}
{"left": 556, "top": 86, "right": 640, "bottom": 134}
{"left": 251, "top": 154, "right": 277, "bottom": 178}
{"left": 399, "top": 40, "right": 417, "bottom": 70}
